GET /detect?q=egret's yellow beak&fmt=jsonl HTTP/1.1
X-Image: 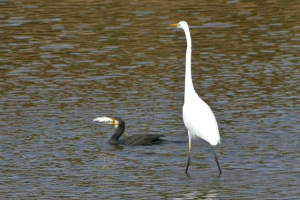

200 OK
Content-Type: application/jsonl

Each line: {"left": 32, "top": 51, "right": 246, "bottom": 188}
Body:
{"left": 169, "top": 23, "right": 178, "bottom": 27}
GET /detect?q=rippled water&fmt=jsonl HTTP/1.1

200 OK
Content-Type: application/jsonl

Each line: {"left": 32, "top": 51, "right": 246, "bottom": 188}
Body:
{"left": 0, "top": 0, "right": 299, "bottom": 199}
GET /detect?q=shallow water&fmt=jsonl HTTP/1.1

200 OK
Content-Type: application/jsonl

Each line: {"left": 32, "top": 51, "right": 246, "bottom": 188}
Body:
{"left": 0, "top": 0, "right": 299, "bottom": 199}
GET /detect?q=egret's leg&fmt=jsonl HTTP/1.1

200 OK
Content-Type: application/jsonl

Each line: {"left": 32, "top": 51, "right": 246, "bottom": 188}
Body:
{"left": 211, "top": 146, "right": 222, "bottom": 175}
{"left": 185, "top": 134, "right": 192, "bottom": 174}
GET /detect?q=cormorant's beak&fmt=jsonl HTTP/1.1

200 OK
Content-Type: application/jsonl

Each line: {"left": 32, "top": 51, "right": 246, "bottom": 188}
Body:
{"left": 110, "top": 118, "right": 118, "bottom": 126}
{"left": 169, "top": 23, "right": 178, "bottom": 27}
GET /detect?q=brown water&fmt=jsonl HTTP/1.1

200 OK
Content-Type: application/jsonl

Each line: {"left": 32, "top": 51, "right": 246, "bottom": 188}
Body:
{"left": 0, "top": 0, "right": 299, "bottom": 199}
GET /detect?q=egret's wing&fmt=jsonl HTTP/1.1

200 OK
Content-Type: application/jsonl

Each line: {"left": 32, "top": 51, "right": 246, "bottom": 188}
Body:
{"left": 183, "top": 97, "right": 220, "bottom": 146}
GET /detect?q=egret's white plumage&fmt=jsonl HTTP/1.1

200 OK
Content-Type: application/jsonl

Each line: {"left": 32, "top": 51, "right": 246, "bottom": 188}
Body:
{"left": 170, "top": 21, "right": 222, "bottom": 174}
{"left": 183, "top": 98, "right": 220, "bottom": 146}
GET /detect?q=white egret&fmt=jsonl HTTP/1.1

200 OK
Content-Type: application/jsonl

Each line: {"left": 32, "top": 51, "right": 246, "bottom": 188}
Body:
{"left": 93, "top": 116, "right": 165, "bottom": 145}
{"left": 169, "top": 21, "right": 222, "bottom": 174}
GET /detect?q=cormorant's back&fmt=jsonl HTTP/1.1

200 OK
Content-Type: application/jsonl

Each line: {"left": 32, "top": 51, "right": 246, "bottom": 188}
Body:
{"left": 123, "top": 134, "right": 165, "bottom": 145}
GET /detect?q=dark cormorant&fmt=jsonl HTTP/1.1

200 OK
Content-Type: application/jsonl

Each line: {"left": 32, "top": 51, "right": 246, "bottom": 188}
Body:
{"left": 93, "top": 116, "right": 165, "bottom": 145}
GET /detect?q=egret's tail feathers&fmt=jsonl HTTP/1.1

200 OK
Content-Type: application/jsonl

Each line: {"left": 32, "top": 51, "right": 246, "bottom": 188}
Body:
{"left": 93, "top": 116, "right": 113, "bottom": 123}
{"left": 210, "top": 138, "right": 221, "bottom": 146}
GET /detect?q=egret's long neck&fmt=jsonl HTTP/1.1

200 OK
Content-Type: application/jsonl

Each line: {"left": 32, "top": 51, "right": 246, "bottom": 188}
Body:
{"left": 183, "top": 26, "right": 195, "bottom": 102}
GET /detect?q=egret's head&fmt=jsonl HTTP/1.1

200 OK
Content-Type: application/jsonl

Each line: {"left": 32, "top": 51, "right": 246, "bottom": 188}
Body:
{"left": 169, "top": 21, "right": 188, "bottom": 29}
{"left": 93, "top": 116, "right": 123, "bottom": 128}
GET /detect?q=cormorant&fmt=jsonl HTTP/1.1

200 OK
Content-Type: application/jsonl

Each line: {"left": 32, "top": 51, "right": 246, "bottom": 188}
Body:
{"left": 93, "top": 116, "right": 165, "bottom": 145}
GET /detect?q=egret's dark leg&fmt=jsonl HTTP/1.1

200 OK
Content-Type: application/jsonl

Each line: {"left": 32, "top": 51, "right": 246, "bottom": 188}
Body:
{"left": 211, "top": 145, "right": 222, "bottom": 175}
{"left": 185, "top": 136, "right": 192, "bottom": 174}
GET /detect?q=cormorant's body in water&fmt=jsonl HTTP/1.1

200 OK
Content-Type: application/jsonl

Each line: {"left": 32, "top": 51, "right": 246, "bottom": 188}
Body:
{"left": 94, "top": 117, "right": 165, "bottom": 145}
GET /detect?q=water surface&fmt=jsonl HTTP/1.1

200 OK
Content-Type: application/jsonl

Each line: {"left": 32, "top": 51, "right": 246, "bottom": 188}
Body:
{"left": 0, "top": 0, "right": 299, "bottom": 199}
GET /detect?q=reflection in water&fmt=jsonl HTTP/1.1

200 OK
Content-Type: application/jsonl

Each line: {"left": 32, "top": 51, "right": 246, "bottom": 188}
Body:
{"left": 178, "top": 189, "right": 219, "bottom": 200}
{"left": 0, "top": 0, "right": 299, "bottom": 199}
{"left": 205, "top": 189, "right": 219, "bottom": 199}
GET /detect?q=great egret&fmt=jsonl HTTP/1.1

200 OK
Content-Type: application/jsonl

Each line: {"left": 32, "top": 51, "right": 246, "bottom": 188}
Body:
{"left": 93, "top": 116, "right": 165, "bottom": 145}
{"left": 169, "top": 21, "right": 222, "bottom": 174}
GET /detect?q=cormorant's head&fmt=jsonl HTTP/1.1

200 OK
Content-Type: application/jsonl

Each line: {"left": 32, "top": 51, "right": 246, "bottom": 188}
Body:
{"left": 93, "top": 116, "right": 124, "bottom": 128}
